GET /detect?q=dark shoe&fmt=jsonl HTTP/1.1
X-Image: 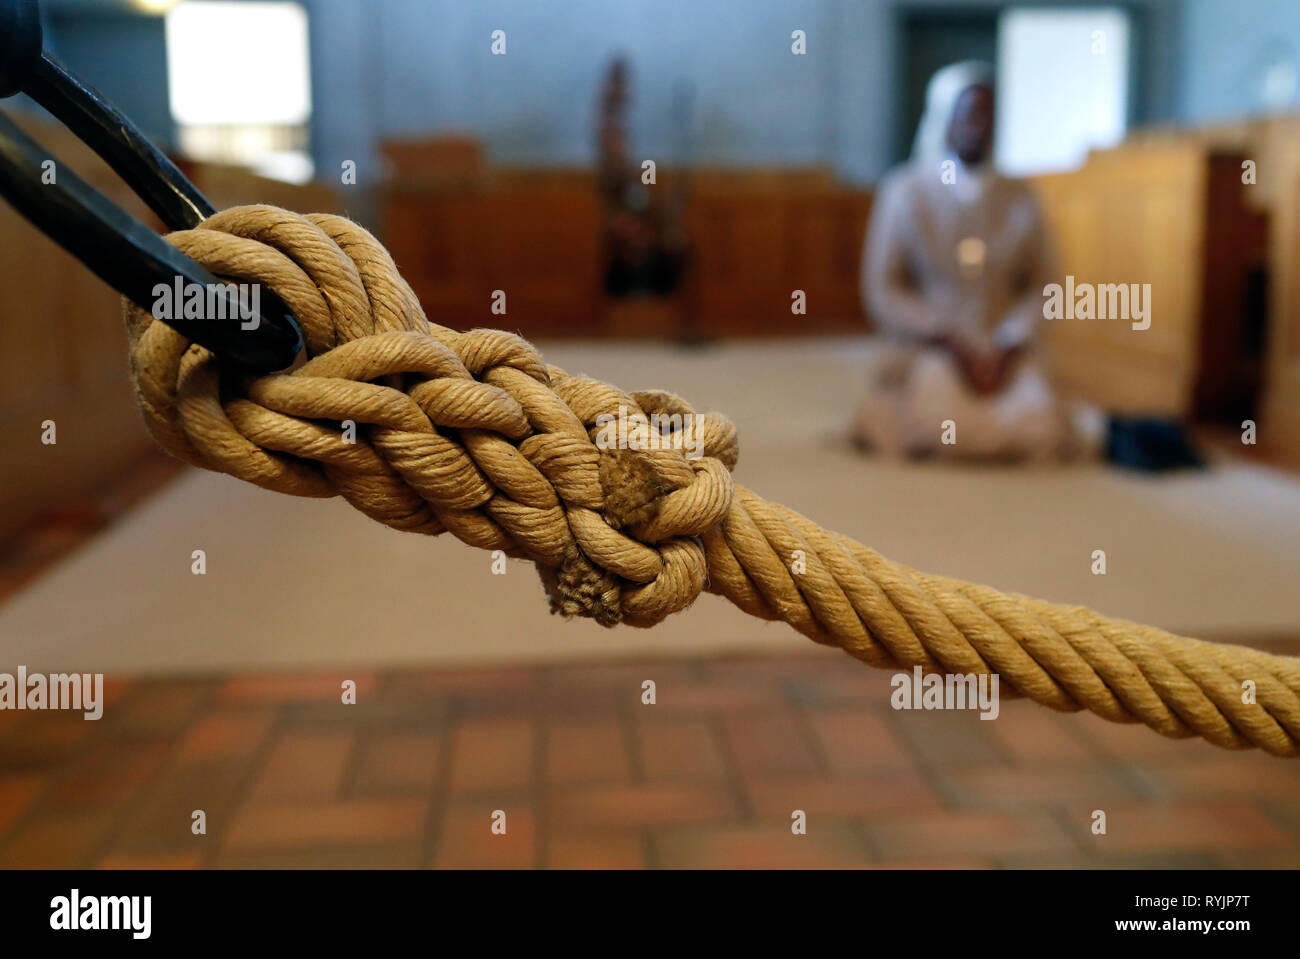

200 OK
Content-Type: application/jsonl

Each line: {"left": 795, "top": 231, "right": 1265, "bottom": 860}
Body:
{"left": 1105, "top": 417, "right": 1206, "bottom": 472}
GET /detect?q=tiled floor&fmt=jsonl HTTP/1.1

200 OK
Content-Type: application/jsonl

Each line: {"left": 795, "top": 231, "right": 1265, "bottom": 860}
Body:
{"left": 1, "top": 653, "right": 1299, "bottom": 869}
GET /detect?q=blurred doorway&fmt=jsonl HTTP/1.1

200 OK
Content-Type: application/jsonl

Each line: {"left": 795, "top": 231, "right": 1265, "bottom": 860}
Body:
{"left": 895, "top": 8, "right": 999, "bottom": 165}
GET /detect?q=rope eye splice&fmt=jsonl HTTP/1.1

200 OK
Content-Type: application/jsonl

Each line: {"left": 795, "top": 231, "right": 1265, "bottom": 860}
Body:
{"left": 3, "top": 0, "right": 1300, "bottom": 760}
{"left": 0, "top": 0, "right": 302, "bottom": 373}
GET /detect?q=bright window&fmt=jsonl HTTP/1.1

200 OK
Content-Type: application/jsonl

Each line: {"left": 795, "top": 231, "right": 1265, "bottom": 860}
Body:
{"left": 995, "top": 7, "right": 1131, "bottom": 176}
{"left": 165, "top": 1, "right": 313, "bottom": 182}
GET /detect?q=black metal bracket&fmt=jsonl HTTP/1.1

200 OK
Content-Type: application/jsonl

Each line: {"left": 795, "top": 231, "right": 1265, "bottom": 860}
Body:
{"left": 0, "top": 0, "right": 304, "bottom": 372}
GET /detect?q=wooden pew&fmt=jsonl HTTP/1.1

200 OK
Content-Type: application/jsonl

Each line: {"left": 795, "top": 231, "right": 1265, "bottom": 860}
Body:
{"left": 1263, "top": 129, "right": 1300, "bottom": 460}
{"left": 1124, "top": 114, "right": 1300, "bottom": 214}
{"left": 1031, "top": 140, "right": 1266, "bottom": 419}
{"left": 1125, "top": 113, "right": 1300, "bottom": 456}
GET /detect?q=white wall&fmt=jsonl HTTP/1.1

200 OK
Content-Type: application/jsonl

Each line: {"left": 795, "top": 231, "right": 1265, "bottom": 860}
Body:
{"left": 305, "top": 0, "right": 1189, "bottom": 186}
{"left": 33, "top": 0, "right": 1226, "bottom": 188}
{"left": 1178, "top": 0, "right": 1300, "bottom": 122}
{"left": 309, "top": 0, "right": 853, "bottom": 180}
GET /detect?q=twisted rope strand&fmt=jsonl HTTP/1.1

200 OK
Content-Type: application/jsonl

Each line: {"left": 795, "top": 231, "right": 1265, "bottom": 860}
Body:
{"left": 122, "top": 205, "right": 1300, "bottom": 757}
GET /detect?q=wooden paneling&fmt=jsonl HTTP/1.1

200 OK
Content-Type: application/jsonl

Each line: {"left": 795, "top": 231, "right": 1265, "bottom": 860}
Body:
{"left": 0, "top": 122, "right": 344, "bottom": 540}
{"left": 379, "top": 184, "right": 603, "bottom": 337}
{"left": 186, "top": 162, "right": 342, "bottom": 216}
{"left": 683, "top": 188, "right": 871, "bottom": 337}
{"left": 380, "top": 135, "right": 485, "bottom": 191}
{"left": 379, "top": 152, "right": 872, "bottom": 339}
{"left": 0, "top": 116, "right": 157, "bottom": 540}
{"left": 1263, "top": 130, "right": 1300, "bottom": 458}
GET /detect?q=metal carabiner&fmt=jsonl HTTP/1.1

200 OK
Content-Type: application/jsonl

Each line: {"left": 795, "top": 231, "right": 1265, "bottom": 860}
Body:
{"left": 0, "top": 0, "right": 303, "bottom": 372}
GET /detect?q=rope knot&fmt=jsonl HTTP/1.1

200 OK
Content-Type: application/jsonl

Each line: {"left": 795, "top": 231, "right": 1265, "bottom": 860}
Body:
{"left": 123, "top": 204, "right": 738, "bottom": 630}
{"left": 537, "top": 372, "right": 738, "bottom": 626}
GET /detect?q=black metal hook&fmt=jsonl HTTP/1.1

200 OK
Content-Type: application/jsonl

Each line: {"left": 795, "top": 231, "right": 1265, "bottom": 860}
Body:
{"left": 0, "top": 0, "right": 303, "bottom": 372}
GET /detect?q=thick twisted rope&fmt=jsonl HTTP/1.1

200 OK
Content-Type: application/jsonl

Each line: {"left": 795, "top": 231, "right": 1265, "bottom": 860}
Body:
{"left": 122, "top": 205, "right": 1300, "bottom": 757}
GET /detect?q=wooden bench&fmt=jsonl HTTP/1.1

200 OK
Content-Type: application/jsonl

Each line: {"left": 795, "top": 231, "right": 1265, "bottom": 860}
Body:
{"left": 1031, "top": 140, "right": 1266, "bottom": 420}
{"left": 1263, "top": 128, "right": 1300, "bottom": 459}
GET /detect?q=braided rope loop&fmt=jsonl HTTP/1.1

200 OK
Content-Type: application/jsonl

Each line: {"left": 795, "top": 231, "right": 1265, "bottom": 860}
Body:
{"left": 122, "top": 205, "right": 1300, "bottom": 757}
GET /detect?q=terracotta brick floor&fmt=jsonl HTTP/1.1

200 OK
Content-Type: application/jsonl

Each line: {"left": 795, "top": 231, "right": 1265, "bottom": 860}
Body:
{"left": 0, "top": 652, "right": 1299, "bottom": 869}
